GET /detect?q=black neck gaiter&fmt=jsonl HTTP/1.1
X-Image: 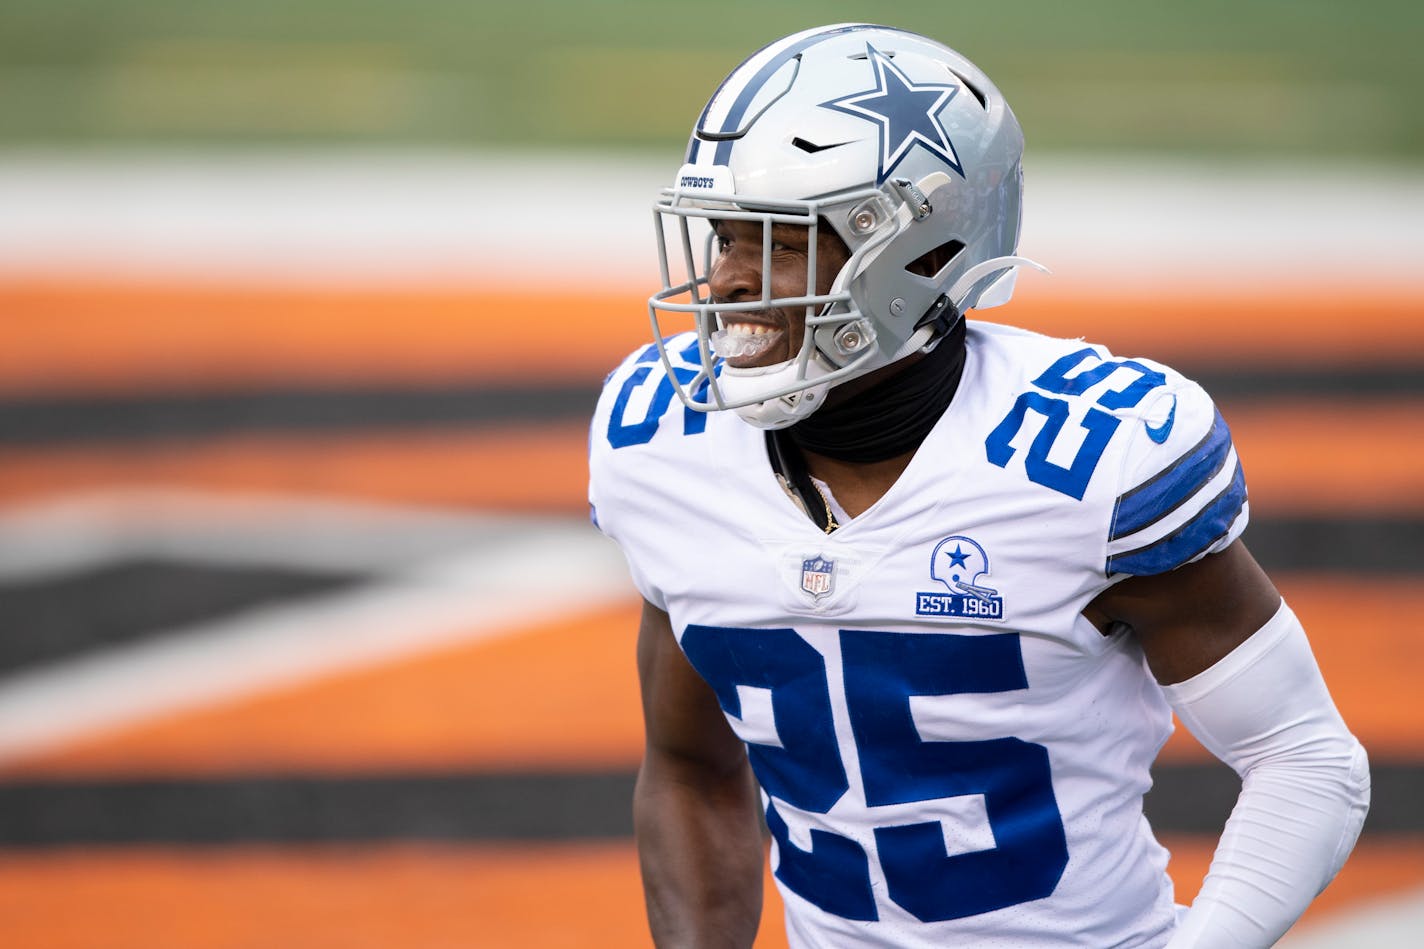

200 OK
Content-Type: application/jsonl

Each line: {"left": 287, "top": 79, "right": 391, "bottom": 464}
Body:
{"left": 786, "top": 318, "right": 967, "bottom": 463}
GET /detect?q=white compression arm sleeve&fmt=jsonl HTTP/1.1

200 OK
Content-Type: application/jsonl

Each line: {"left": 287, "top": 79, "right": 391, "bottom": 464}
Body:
{"left": 1162, "top": 601, "right": 1370, "bottom": 948}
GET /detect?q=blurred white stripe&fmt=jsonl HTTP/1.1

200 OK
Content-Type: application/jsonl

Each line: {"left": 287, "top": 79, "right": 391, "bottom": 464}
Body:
{"left": 1279, "top": 885, "right": 1424, "bottom": 947}
{"left": 0, "top": 148, "right": 1419, "bottom": 293}
{"left": 0, "top": 492, "right": 630, "bottom": 762}
{"left": 0, "top": 489, "right": 587, "bottom": 580}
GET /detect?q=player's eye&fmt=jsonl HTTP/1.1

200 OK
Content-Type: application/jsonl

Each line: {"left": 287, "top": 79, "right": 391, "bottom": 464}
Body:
{"left": 768, "top": 228, "right": 809, "bottom": 253}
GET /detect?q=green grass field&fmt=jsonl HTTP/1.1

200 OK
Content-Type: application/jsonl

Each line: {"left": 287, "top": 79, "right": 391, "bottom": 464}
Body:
{"left": 1, "top": 0, "right": 1420, "bottom": 157}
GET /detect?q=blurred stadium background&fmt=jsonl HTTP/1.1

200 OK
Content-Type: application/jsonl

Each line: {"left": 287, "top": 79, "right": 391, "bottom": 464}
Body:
{"left": 0, "top": 2, "right": 1421, "bottom": 945}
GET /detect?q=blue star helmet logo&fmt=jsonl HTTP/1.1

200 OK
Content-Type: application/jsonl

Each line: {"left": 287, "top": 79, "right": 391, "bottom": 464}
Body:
{"left": 820, "top": 43, "right": 964, "bottom": 185}
{"left": 929, "top": 535, "right": 997, "bottom": 599}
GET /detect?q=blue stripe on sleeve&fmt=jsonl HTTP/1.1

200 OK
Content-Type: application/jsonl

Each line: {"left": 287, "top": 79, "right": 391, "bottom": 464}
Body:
{"left": 1106, "top": 460, "right": 1247, "bottom": 576}
{"left": 1110, "top": 409, "right": 1232, "bottom": 541}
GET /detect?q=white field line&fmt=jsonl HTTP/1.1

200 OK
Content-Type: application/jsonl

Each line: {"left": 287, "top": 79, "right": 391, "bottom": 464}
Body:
{"left": 0, "top": 149, "right": 1420, "bottom": 294}
{"left": 0, "top": 488, "right": 582, "bottom": 580}
{"left": 1279, "top": 884, "right": 1424, "bottom": 948}
{"left": 0, "top": 492, "right": 634, "bottom": 762}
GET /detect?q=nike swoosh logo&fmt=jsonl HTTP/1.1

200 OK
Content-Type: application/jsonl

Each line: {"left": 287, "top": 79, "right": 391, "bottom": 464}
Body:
{"left": 1144, "top": 395, "right": 1177, "bottom": 444}
{"left": 791, "top": 137, "right": 854, "bottom": 154}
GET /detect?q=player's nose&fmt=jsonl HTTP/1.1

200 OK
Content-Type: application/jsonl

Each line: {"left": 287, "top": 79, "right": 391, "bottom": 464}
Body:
{"left": 707, "top": 242, "right": 762, "bottom": 303}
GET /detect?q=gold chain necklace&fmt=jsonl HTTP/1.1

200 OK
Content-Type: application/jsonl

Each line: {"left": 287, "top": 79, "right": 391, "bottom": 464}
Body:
{"left": 812, "top": 480, "right": 840, "bottom": 534}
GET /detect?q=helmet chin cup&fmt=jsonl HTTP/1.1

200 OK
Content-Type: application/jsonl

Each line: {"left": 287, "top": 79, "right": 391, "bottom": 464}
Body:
{"left": 721, "top": 366, "right": 832, "bottom": 430}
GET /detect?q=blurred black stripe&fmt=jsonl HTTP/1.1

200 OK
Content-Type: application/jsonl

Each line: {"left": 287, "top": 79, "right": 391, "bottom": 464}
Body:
{"left": 4, "top": 513, "right": 1420, "bottom": 674}
{"left": 1241, "top": 516, "right": 1423, "bottom": 574}
{"left": 0, "top": 364, "right": 1418, "bottom": 446}
{"left": 0, "top": 517, "right": 1417, "bottom": 680}
{"left": 1143, "top": 759, "right": 1422, "bottom": 834}
{"left": 0, "top": 771, "right": 637, "bottom": 846}
{"left": 0, "top": 762, "right": 1415, "bottom": 846}
{"left": 0, "top": 385, "right": 599, "bottom": 445}
{"left": 1193, "top": 364, "right": 1424, "bottom": 401}
{"left": 0, "top": 561, "right": 370, "bottom": 676}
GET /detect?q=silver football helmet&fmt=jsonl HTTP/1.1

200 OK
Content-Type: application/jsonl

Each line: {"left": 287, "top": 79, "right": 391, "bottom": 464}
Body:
{"left": 649, "top": 23, "right": 1041, "bottom": 429}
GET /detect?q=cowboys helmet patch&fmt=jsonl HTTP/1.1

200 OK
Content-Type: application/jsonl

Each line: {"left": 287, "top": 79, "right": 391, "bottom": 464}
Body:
{"left": 800, "top": 555, "right": 836, "bottom": 599}
{"left": 915, "top": 535, "right": 1005, "bottom": 620}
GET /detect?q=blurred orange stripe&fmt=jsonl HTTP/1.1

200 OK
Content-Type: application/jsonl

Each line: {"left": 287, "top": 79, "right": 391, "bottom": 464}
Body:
{"left": 0, "top": 843, "right": 663, "bottom": 949}
{"left": 2, "top": 279, "right": 1420, "bottom": 394}
{"left": 2, "top": 602, "right": 646, "bottom": 779}
{"left": 0, "top": 838, "right": 1415, "bottom": 948}
{"left": 1227, "top": 401, "right": 1424, "bottom": 515}
{"left": 0, "top": 281, "right": 647, "bottom": 394}
{"left": 0, "top": 424, "right": 592, "bottom": 511}
{"left": 997, "top": 290, "right": 1424, "bottom": 366}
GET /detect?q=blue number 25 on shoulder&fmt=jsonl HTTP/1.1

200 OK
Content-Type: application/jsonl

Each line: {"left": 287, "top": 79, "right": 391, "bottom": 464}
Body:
{"left": 984, "top": 348, "right": 1165, "bottom": 499}
{"left": 606, "top": 341, "right": 712, "bottom": 449}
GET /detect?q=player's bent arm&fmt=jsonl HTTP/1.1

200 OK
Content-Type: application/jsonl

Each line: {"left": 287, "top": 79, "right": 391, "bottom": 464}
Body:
{"left": 634, "top": 598, "right": 765, "bottom": 949}
{"left": 1092, "top": 541, "right": 1370, "bottom": 948}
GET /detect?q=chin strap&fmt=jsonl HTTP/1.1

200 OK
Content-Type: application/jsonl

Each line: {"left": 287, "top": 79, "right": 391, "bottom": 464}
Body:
{"left": 913, "top": 292, "right": 960, "bottom": 339}
{"left": 765, "top": 430, "right": 831, "bottom": 531}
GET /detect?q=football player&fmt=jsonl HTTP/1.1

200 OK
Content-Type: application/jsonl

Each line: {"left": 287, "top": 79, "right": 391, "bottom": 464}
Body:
{"left": 588, "top": 23, "right": 1369, "bottom": 948}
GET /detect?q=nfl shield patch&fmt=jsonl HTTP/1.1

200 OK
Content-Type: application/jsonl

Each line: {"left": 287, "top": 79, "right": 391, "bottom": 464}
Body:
{"left": 800, "top": 555, "right": 835, "bottom": 599}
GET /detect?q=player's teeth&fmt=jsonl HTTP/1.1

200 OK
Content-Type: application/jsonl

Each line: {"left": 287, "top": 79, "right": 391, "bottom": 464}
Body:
{"left": 711, "top": 327, "right": 778, "bottom": 358}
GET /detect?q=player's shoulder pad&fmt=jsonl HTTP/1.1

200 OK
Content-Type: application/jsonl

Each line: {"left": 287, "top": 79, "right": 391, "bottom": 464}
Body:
{"left": 589, "top": 332, "right": 708, "bottom": 535}
{"left": 971, "top": 321, "right": 1141, "bottom": 410}
{"left": 1104, "top": 370, "right": 1248, "bottom": 577}
{"left": 591, "top": 332, "right": 704, "bottom": 453}
{"left": 596, "top": 336, "right": 678, "bottom": 406}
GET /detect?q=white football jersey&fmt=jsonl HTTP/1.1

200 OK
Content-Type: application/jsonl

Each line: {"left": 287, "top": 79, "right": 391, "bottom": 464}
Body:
{"left": 589, "top": 320, "right": 1248, "bottom": 947}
